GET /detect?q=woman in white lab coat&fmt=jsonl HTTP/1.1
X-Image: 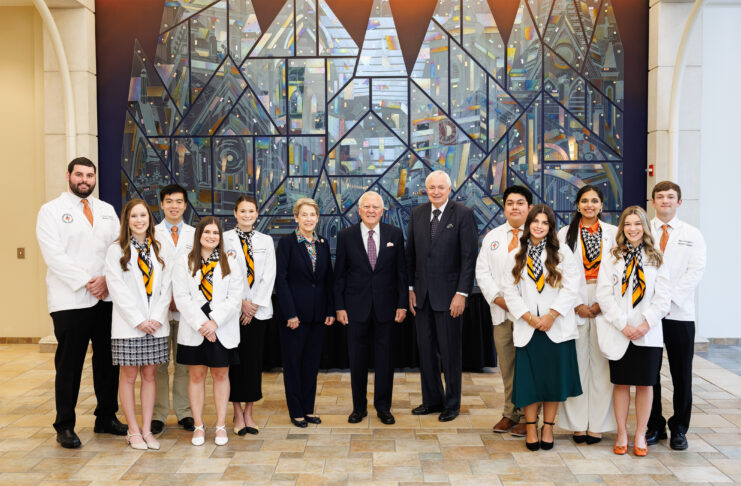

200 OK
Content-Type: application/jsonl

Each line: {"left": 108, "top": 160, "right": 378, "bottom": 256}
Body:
{"left": 173, "top": 217, "right": 243, "bottom": 447}
{"left": 503, "top": 205, "right": 582, "bottom": 452}
{"left": 558, "top": 185, "right": 618, "bottom": 444}
{"left": 105, "top": 199, "right": 171, "bottom": 451}
{"left": 224, "top": 195, "right": 276, "bottom": 436}
{"left": 596, "top": 206, "right": 670, "bottom": 457}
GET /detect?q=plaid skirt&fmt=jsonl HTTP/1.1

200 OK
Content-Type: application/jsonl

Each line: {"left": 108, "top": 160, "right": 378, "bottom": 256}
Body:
{"left": 111, "top": 334, "right": 169, "bottom": 366}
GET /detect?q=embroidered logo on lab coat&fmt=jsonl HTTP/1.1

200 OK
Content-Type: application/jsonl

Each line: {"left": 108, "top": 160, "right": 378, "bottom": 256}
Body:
{"left": 62, "top": 214, "right": 73, "bottom": 223}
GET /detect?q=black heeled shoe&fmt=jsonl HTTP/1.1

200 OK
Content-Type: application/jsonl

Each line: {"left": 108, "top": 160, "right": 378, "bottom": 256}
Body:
{"left": 540, "top": 421, "right": 555, "bottom": 450}
{"left": 290, "top": 417, "right": 308, "bottom": 428}
{"left": 525, "top": 421, "right": 540, "bottom": 451}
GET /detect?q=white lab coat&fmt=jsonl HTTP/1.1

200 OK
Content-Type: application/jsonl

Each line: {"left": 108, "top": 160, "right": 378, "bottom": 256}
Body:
{"left": 650, "top": 217, "right": 706, "bottom": 322}
{"left": 105, "top": 241, "right": 172, "bottom": 339}
{"left": 222, "top": 230, "right": 276, "bottom": 320}
{"left": 502, "top": 245, "right": 581, "bottom": 347}
{"left": 595, "top": 248, "right": 672, "bottom": 360}
{"left": 36, "top": 192, "right": 120, "bottom": 313}
{"left": 154, "top": 221, "right": 195, "bottom": 321}
{"left": 172, "top": 253, "right": 244, "bottom": 348}
{"left": 557, "top": 222, "right": 618, "bottom": 326}
{"left": 476, "top": 222, "right": 522, "bottom": 325}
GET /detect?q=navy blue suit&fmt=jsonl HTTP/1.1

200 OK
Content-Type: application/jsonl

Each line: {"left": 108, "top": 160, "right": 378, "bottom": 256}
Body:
{"left": 334, "top": 222, "right": 408, "bottom": 413}
{"left": 405, "top": 200, "right": 478, "bottom": 411}
{"left": 275, "top": 232, "right": 334, "bottom": 418}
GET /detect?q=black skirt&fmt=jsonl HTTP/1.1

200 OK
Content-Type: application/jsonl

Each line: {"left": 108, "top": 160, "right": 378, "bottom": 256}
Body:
{"left": 177, "top": 338, "right": 240, "bottom": 368}
{"left": 609, "top": 343, "right": 662, "bottom": 386}
{"left": 229, "top": 317, "right": 268, "bottom": 403}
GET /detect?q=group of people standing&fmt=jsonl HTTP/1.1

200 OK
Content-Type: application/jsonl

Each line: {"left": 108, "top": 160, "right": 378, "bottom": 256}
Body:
{"left": 37, "top": 157, "right": 705, "bottom": 458}
{"left": 478, "top": 181, "right": 705, "bottom": 456}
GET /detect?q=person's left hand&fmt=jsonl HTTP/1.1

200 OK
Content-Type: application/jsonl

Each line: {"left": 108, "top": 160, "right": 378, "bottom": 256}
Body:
{"left": 589, "top": 303, "right": 601, "bottom": 316}
{"left": 538, "top": 313, "right": 555, "bottom": 332}
{"left": 635, "top": 321, "right": 650, "bottom": 338}
{"left": 449, "top": 294, "right": 466, "bottom": 318}
{"left": 324, "top": 316, "right": 335, "bottom": 326}
{"left": 394, "top": 308, "right": 407, "bottom": 323}
{"left": 86, "top": 276, "right": 108, "bottom": 300}
{"left": 199, "top": 320, "right": 218, "bottom": 342}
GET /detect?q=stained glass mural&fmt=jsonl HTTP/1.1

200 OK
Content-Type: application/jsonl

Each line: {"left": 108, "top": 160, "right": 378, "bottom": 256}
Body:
{"left": 122, "top": 0, "right": 624, "bottom": 247}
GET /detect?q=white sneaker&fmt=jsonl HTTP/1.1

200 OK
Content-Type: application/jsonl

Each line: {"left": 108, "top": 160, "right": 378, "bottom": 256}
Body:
{"left": 214, "top": 425, "right": 228, "bottom": 446}
{"left": 191, "top": 424, "right": 205, "bottom": 446}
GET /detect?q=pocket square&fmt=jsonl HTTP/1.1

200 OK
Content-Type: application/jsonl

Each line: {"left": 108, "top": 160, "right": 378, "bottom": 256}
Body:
{"left": 386, "top": 242, "right": 394, "bottom": 247}
{"left": 446, "top": 223, "right": 454, "bottom": 229}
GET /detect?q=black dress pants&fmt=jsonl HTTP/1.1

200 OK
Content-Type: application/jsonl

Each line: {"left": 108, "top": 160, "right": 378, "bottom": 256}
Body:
{"left": 347, "top": 306, "right": 395, "bottom": 413}
{"left": 50, "top": 301, "right": 119, "bottom": 432}
{"left": 280, "top": 321, "right": 325, "bottom": 418}
{"left": 648, "top": 319, "right": 695, "bottom": 434}
{"left": 415, "top": 296, "right": 462, "bottom": 411}
{"left": 229, "top": 317, "right": 267, "bottom": 403}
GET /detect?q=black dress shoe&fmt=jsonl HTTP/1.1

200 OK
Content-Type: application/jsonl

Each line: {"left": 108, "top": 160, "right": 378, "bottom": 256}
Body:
{"left": 438, "top": 409, "right": 459, "bottom": 422}
{"left": 348, "top": 410, "right": 367, "bottom": 423}
{"left": 411, "top": 404, "right": 443, "bottom": 415}
{"left": 150, "top": 420, "right": 164, "bottom": 434}
{"left": 573, "top": 434, "right": 587, "bottom": 444}
{"left": 290, "top": 418, "right": 308, "bottom": 428}
{"left": 645, "top": 428, "right": 667, "bottom": 446}
{"left": 670, "top": 431, "right": 688, "bottom": 450}
{"left": 94, "top": 417, "right": 127, "bottom": 436}
{"left": 238, "top": 426, "right": 259, "bottom": 435}
{"left": 377, "top": 411, "right": 395, "bottom": 425}
{"left": 585, "top": 434, "right": 602, "bottom": 445}
{"left": 56, "top": 429, "right": 81, "bottom": 449}
{"left": 178, "top": 417, "right": 195, "bottom": 431}
{"left": 304, "top": 415, "right": 321, "bottom": 424}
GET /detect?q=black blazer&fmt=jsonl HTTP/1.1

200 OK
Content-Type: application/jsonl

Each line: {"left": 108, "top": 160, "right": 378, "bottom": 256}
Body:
{"left": 275, "top": 232, "right": 334, "bottom": 323}
{"left": 405, "top": 200, "right": 478, "bottom": 312}
{"left": 334, "top": 222, "right": 408, "bottom": 323}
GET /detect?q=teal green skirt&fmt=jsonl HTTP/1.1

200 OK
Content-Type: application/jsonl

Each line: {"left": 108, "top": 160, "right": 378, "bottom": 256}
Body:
{"left": 512, "top": 330, "right": 582, "bottom": 408}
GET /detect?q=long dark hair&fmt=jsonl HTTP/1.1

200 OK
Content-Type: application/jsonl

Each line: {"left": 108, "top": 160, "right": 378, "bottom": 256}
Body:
{"left": 512, "top": 205, "right": 563, "bottom": 288}
{"left": 188, "top": 216, "right": 231, "bottom": 277}
{"left": 118, "top": 199, "right": 163, "bottom": 271}
{"left": 565, "top": 185, "right": 604, "bottom": 251}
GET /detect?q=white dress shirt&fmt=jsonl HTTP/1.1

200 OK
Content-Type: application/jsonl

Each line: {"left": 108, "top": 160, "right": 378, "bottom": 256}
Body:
{"left": 650, "top": 216, "right": 706, "bottom": 322}
{"left": 36, "top": 192, "right": 120, "bottom": 313}
{"left": 476, "top": 222, "right": 523, "bottom": 325}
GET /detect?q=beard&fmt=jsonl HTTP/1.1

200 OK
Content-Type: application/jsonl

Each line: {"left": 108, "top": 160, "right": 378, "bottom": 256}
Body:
{"left": 69, "top": 180, "right": 95, "bottom": 198}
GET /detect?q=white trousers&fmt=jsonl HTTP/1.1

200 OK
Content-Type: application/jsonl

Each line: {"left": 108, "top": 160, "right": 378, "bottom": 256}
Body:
{"left": 559, "top": 284, "right": 616, "bottom": 433}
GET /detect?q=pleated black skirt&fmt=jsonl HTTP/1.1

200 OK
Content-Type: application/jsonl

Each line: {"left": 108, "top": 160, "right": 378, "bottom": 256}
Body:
{"left": 229, "top": 317, "right": 268, "bottom": 402}
{"left": 513, "top": 330, "right": 583, "bottom": 408}
{"left": 177, "top": 338, "right": 240, "bottom": 368}
{"left": 609, "top": 343, "right": 662, "bottom": 386}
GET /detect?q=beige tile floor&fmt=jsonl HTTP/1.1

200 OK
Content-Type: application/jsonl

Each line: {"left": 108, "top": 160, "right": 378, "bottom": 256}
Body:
{"left": 0, "top": 344, "right": 740, "bottom": 485}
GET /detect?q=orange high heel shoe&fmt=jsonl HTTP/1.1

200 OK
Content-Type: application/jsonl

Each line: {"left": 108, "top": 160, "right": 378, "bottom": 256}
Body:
{"left": 613, "top": 442, "right": 628, "bottom": 455}
{"left": 633, "top": 435, "right": 647, "bottom": 456}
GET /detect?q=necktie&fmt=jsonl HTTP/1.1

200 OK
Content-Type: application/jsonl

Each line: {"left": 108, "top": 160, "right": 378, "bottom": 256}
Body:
{"left": 171, "top": 226, "right": 179, "bottom": 245}
{"left": 200, "top": 261, "right": 218, "bottom": 302}
{"left": 430, "top": 208, "right": 441, "bottom": 238}
{"left": 660, "top": 224, "right": 669, "bottom": 253}
{"left": 242, "top": 238, "right": 254, "bottom": 288}
{"left": 367, "top": 229, "right": 377, "bottom": 270}
{"left": 81, "top": 199, "right": 93, "bottom": 227}
{"left": 508, "top": 228, "right": 519, "bottom": 253}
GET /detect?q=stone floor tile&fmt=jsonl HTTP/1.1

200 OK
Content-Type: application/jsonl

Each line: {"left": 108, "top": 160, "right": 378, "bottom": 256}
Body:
{"left": 667, "top": 465, "right": 732, "bottom": 483}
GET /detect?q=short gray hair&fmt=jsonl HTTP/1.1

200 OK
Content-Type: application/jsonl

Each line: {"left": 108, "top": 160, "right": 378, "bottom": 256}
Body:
{"left": 358, "top": 190, "right": 385, "bottom": 209}
{"left": 425, "top": 170, "right": 452, "bottom": 188}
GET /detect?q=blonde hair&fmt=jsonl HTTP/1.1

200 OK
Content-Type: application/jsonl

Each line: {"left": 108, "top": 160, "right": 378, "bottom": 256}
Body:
{"left": 610, "top": 206, "right": 663, "bottom": 266}
{"left": 292, "top": 198, "right": 319, "bottom": 217}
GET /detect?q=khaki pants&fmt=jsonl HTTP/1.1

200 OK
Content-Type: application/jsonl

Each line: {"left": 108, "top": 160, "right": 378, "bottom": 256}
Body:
{"left": 153, "top": 320, "right": 191, "bottom": 422}
{"left": 494, "top": 319, "right": 522, "bottom": 422}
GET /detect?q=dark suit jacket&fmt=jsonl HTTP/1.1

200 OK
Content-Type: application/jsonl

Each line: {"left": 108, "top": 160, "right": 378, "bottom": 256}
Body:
{"left": 405, "top": 200, "right": 478, "bottom": 312}
{"left": 334, "top": 222, "right": 408, "bottom": 323}
{"left": 275, "top": 232, "right": 334, "bottom": 323}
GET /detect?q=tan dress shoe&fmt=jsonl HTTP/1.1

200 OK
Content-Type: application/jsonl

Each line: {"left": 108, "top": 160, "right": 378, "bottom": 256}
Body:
{"left": 510, "top": 422, "right": 528, "bottom": 437}
{"left": 492, "top": 417, "right": 516, "bottom": 433}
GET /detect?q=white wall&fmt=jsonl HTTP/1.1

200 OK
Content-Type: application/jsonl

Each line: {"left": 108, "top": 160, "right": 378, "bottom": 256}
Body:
{"left": 697, "top": 3, "right": 741, "bottom": 338}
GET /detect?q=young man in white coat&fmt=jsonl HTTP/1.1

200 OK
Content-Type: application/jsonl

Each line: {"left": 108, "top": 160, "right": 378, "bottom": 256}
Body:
{"left": 36, "top": 157, "right": 127, "bottom": 448}
{"left": 476, "top": 185, "right": 532, "bottom": 436}
{"left": 646, "top": 181, "right": 706, "bottom": 450}
{"left": 151, "top": 184, "right": 195, "bottom": 434}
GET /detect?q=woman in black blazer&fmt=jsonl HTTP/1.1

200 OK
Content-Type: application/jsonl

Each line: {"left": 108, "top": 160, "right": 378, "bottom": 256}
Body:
{"left": 275, "top": 198, "right": 335, "bottom": 427}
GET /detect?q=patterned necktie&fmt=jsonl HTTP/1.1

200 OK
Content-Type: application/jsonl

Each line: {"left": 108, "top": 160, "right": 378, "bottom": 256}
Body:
{"left": 367, "top": 229, "right": 377, "bottom": 270}
{"left": 660, "top": 224, "right": 669, "bottom": 253}
{"left": 430, "top": 208, "right": 441, "bottom": 238}
{"left": 171, "top": 226, "right": 179, "bottom": 245}
{"left": 622, "top": 243, "right": 646, "bottom": 308}
{"left": 81, "top": 199, "right": 93, "bottom": 227}
{"left": 508, "top": 228, "right": 519, "bottom": 253}
{"left": 527, "top": 240, "right": 546, "bottom": 293}
{"left": 236, "top": 228, "right": 254, "bottom": 288}
{"left": 199, "top": 250, "right": 220, "bottom": 302}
